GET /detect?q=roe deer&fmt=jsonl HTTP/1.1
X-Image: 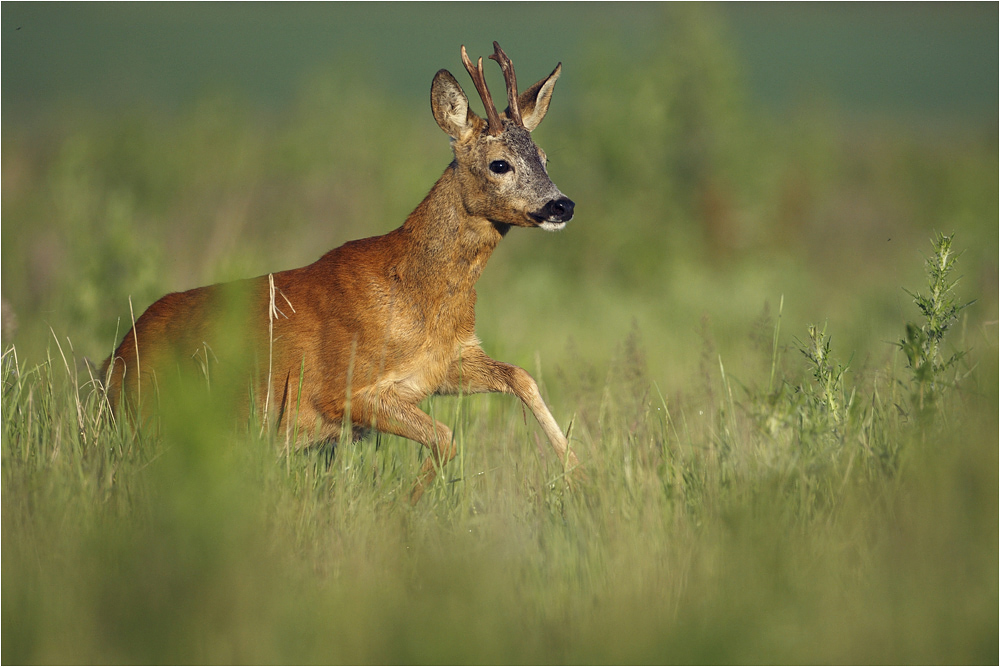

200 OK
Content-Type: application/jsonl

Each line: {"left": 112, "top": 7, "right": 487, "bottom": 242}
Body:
{"left": 101, "top": 42, "right": 580, "bottom": 504}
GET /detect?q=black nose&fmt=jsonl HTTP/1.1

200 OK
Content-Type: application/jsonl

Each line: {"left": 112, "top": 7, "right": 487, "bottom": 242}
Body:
{"left": 544, "top": 197, "right": 575, "bottom": 222}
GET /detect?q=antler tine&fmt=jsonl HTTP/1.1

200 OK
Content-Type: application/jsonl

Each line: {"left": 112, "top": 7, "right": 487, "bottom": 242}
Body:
{"left": 461, "top": 45, "right": 503, "bottom": 136}
{"left": 489, "top": 41, "right": 522, "bottom": 127}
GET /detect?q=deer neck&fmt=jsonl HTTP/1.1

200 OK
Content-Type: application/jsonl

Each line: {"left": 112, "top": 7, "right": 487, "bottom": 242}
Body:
{"left": 397, "top": 164, "right": 504, "bottom": 289}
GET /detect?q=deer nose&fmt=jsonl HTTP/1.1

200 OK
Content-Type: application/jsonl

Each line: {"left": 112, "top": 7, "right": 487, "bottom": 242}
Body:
{"left": 544, "top": 197, "right": 575, "bottom": 222}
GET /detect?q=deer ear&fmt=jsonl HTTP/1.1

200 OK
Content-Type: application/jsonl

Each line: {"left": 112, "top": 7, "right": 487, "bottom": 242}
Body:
{"left": 517, "top": 63, "right": 561, "bottom": 131}
{"left": 431, "top": 69, "right": 477, "bottom": 140}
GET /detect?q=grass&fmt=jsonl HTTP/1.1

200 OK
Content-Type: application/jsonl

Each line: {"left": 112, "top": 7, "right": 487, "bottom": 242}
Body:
{"left": 2, "top": 7, "right": 997, "bottom": 662}
{"left": 2, "top": 232, "right": 996, "bottom": 663}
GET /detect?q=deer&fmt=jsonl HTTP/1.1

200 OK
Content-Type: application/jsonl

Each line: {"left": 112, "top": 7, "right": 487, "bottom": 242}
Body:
{"left": 100, "top": 42, "right": 581, "bottom": 504}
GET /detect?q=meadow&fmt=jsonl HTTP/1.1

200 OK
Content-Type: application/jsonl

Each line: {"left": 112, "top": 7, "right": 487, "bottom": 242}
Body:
{"left": 3, "top": 5, "right": 997, "bottom": 663}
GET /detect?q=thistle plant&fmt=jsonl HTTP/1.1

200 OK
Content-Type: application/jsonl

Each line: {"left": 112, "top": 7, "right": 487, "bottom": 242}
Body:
{"left": 898, "top": 232, "right": 975, "bottom": 413}
{"left": 798, "top": 323, "right": 851, "bottom": 432}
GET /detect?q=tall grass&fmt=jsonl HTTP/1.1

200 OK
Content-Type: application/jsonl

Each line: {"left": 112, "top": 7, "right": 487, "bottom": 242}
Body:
{"left": 3, "top": 233, "right": 996, "bottom": 663}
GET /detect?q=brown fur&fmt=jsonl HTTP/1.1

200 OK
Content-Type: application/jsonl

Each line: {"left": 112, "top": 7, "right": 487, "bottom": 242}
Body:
{"left": 101, "top": 43, "right": 580, "bottom": 503}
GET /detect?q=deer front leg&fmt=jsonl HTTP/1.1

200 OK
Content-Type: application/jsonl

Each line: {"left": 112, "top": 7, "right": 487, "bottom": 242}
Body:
{"left": 351, "top": 391, "right": 455, "bottom": 505}
{"left": 439, "top": 346, "right": 581, "bottom": 474}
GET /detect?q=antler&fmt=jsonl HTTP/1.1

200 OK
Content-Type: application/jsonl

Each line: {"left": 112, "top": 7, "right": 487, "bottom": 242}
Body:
{"left": 461, "top": 45, "right": 503, "bottom": 136}
{"left": 489, "top": 41, "right": 522, "bottom": 127}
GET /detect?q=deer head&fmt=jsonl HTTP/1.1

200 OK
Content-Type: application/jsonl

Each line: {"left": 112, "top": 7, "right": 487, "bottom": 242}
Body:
{"left": 430, "top": 42, "right": 574, "bottom": 232}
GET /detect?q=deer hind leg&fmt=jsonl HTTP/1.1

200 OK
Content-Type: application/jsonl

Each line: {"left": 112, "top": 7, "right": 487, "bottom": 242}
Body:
{"left": 350, "top": 390, "right": 455, "bottom": 505}
{"left": 439, "top": 347, "right": 581, "bottom": 473}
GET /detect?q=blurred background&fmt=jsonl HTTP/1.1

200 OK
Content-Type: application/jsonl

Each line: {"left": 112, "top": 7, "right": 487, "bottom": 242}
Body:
{"left": 2, "top": 2, "right": 997, "bottom": 394}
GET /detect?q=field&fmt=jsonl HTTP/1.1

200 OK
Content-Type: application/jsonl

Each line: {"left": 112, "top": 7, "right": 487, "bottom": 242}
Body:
{"left": 3, "top": 5, "right": 997, "bottom": 663}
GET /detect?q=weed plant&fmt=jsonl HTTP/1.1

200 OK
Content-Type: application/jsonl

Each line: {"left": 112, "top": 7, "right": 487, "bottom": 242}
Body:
{"left": 898, "top": 232, "right": 976, "bottom": 416}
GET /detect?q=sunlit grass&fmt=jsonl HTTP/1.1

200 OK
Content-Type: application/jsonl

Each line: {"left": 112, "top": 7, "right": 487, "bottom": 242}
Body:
{"left": 3, "top": 236, "right": 996, "bottom": 662}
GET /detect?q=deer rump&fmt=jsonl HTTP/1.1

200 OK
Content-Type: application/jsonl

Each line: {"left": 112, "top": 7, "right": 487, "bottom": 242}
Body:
{"left": 101, "top": 42, "right": 581, "bottom": 503}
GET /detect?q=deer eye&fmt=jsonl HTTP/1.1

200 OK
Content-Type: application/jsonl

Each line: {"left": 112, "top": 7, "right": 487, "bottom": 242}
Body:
{"left": 489, "top": 160, "right": 512, "bottom": 174}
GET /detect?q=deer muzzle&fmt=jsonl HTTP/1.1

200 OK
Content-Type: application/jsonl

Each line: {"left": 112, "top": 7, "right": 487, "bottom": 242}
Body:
{"left": 532, "top": 197, "right": 575, "bottom": 229}
{"left": 545, "top": 197, "right": 575, "bottom": 222}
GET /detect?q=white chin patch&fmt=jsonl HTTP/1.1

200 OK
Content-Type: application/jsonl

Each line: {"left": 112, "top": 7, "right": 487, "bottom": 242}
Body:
{"left": 539, "top": 221, "right": 566, "bottom": 232}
